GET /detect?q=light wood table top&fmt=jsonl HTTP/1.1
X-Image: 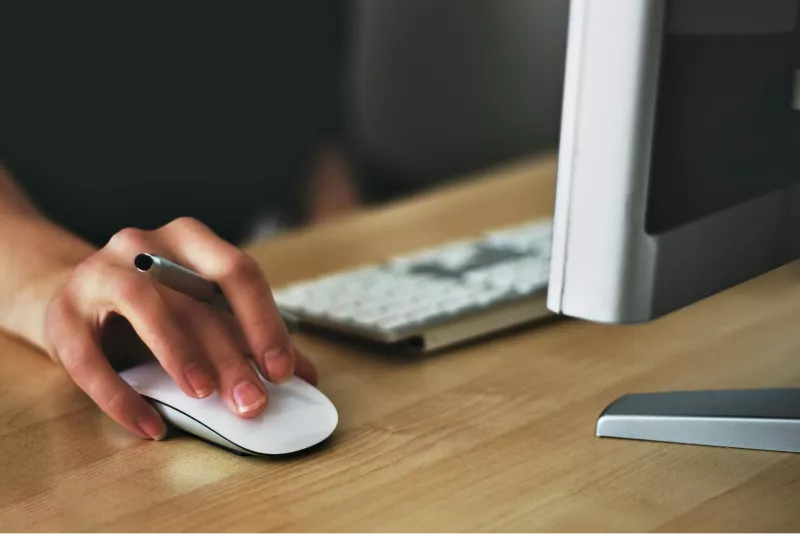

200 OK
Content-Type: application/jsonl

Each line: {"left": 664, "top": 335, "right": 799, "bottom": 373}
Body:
{"left": 3, "top": 155, "right": 800, "bottom": 531}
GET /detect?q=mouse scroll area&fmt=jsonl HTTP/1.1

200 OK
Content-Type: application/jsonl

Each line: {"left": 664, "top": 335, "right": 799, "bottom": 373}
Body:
{"left": 120, "top": 362, "right": 338, "bottom": 455}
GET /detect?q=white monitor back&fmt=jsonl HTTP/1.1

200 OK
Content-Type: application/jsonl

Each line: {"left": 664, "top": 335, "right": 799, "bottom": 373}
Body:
{"left": 547, "top": 0, "right": 800, "bottom": 324}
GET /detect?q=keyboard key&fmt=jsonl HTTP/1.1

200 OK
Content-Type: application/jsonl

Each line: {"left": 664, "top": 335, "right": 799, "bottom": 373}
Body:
{"left": 474, "top": 288, "right": 510, "bottom": 306}
{"left": 376, "top": 312, "right": 414, "bottom": 330}
{"left": 433, "top": 243, "right": 478, "bottom": 269}
{"left": 486, "top": 223, "right": 552, "bottom": 253}
{"left": 327, "top": 309, "right": 356, "bottom": 322}
{"left": 272, "top": 220, "right": 551, "bottom": 342}
{"left": 512, "top": 280, "right": 538, "bottom": 295}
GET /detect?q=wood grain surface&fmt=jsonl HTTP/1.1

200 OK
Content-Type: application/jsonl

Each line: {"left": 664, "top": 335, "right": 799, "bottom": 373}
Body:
{"left": 2, "top": 155, "right": 800, "bottom": 531}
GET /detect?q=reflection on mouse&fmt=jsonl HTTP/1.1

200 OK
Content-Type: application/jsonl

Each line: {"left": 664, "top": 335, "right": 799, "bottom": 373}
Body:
{"left": 120, "top": 362, "right": 338, "bottom": 456}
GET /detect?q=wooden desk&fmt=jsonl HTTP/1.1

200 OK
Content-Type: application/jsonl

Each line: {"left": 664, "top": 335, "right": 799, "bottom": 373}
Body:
{"left": 2, "top": 156, "right": 800, "bottom": 531}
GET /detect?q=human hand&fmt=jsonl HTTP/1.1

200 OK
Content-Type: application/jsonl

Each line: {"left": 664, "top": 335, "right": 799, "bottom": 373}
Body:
{"left": 45, "top": 217, "right": 317, "bottom": 440}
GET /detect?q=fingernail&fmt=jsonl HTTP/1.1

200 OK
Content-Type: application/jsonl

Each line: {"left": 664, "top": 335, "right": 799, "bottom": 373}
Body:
{"left": 264, "top": 347, "right": 293, "bottom": 383}
{"left": 138, "top": 416, "right": 166, "bottom": 441}
{"left": 184, "top": 363, "right": 214, "bottom": 398}
{"left": 232, "top": 380, "right": 266, "bottom": 414}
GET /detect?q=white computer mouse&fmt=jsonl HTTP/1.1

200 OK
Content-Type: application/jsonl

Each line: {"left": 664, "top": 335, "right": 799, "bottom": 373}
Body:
{"left": 119, "top": 361, "right": 338, "bottom": 456}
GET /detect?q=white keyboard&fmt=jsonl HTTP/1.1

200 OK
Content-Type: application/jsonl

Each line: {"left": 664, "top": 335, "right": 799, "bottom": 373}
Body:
{"left": 274, "top": 219, "right": 553, "bottom": 351}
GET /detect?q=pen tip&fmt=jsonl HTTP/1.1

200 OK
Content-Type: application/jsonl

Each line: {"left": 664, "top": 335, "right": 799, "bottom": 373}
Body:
{"left": 134, "top": 254, "right": 155, "bottom": 272}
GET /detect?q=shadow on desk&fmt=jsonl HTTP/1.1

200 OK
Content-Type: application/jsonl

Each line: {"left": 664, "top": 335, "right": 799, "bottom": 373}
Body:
{"left": 294, "top": 313, "right": 566, "bottom": 363}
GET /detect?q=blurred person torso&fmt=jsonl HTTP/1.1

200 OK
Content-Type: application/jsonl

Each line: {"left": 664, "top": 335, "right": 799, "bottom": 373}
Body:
{"left": 0, "top": 2, "right": 345, "bottom": 246}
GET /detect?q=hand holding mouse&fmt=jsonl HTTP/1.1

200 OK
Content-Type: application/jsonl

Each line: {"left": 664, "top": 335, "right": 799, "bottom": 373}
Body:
{"left": 44, "top": 217, "right": 317, "bottom": 441}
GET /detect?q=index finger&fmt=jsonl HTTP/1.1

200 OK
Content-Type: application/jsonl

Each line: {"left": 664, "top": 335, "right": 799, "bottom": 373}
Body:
{"left": 48, "top": 300, "right": 167, "bottom": 440}
{"left": 156, "top": 217, "right": 295, "bottom": 383}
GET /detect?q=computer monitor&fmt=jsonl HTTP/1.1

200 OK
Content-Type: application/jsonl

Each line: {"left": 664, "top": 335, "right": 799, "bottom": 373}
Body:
{"left": 547, "top": 0, "right": 800, "bottom": 453}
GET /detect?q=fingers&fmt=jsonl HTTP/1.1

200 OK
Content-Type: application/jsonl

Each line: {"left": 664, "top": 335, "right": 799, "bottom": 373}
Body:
{"left": 45, "top": 219, "right": 321, "bottom": 444}
{"left": 189, "top": 305, "right": 269, "bottom": 418}
{"left": 293, "top": 347, "right": 318, "bottom": 386}
{"left": 46, "top": 296, "right": 166, "bottom": 440}
{"left": 106, "top": 226, "right": 167, "bottom": 264}
{"left": 218, "top": 312, "right": 318, "bottom": 386}
{"left": 156, "top": 217, "right": 294, "bottom": 383}
{"left": 71, "top": 260, "right": 216, "bottom": 400}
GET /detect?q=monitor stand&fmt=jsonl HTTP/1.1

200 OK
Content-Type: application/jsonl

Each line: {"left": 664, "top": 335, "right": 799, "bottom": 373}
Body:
{"left": 596, "top": 389, "right": 800, "bottom": 453}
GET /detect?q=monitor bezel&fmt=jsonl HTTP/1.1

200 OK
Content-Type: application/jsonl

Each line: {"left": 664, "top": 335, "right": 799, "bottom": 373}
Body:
{"left": 547, "top": 0, "right": 800, "bottom": 324}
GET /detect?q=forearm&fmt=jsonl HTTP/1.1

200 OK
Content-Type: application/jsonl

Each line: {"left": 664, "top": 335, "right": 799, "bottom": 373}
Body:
{"left": 0, "top": 166, "right": 96, "bottom": 351}
{"left": 307, "top": 144, "right": 360, "bottom": 224}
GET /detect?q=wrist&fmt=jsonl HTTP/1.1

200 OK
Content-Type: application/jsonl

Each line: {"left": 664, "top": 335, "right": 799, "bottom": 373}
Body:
{"left": 0, "top": 224, "right": 95, "bottom": 354}
{"left": 0, "top": 170, "right": 97, "bottom": 353}
{"left": 2, "top": 264, "right": 79, "bottom": 355}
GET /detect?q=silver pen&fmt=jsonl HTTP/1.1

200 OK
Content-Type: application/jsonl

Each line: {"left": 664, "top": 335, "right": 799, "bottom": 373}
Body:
{"left": 134, "top": 253, "right": 298, "bottom": 331}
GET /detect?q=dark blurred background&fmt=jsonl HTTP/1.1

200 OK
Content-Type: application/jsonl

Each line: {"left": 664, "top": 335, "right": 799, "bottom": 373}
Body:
{"left": 0, "top": 0, "right": 570, "bottom": 245}
{"left": 343, "top": 0, "right": 569, "bottom": 204}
